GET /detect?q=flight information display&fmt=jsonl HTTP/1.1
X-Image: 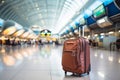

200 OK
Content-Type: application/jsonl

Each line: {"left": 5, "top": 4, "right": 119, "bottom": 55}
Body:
{"left": 93, "top": 4, "right": 106, "bottom": 18}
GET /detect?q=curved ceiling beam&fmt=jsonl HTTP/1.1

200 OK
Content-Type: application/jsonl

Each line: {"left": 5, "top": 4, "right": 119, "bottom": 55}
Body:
{"left": 0, "top": 0, "right": 23, "bottom": 13}
{"left": 26, "top": 9, "right": 57, "bottom": 17}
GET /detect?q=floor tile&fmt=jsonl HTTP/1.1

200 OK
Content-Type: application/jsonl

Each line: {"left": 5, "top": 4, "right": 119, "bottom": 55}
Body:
{"left": 11, "top": 71, "right": 51, "bottom": 80}
{"left": 0, "top": 45, "right": 120, "bottom": 80}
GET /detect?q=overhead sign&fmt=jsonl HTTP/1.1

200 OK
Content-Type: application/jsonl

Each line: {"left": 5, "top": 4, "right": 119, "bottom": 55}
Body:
{"left": 93, "top": 4, "right": 106, "bottom": 18}
{"left": 40, "top": 29, "right": 51, "bottom": 37}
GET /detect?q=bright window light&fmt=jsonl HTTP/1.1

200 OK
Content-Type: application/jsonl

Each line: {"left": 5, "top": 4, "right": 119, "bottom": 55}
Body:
{"left": 65, "top": 27, "right": 69, "bottom": 30}
{"left": 84, "top": 9, "right": 92, "bottom": 17}
{"left": 55, "top": 0, "right": 89, "bottom": 34}
{"left": 89, "top": 0, "right": 102, "bottom": 11}
{"left": 76, "top": 14, "right": 84, "bottom": 21}
{"left": 70, "top": 21, "right": 75, "bottom": 26}
{"left": 119, "top": 30, "right": 120, "bottom": 32}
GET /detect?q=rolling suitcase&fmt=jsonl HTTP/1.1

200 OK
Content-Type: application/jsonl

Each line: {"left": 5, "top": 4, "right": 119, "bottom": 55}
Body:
{"left": 62, "top": 37, "right": 91, "bottom": 75}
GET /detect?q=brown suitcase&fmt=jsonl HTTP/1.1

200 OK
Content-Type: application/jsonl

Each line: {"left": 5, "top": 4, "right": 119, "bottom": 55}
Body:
{"left": 62, "top": 37, "right": 91, "bottom": 75}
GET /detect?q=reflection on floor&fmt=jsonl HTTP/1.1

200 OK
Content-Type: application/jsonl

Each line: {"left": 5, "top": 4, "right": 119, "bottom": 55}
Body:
{"left": 0, "top": 44, "right": 120, "bottom": 80}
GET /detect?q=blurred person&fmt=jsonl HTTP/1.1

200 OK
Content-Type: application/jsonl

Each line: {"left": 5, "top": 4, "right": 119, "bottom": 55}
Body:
{"left": 116, "top": 38, "right": 120, "bottom": 51}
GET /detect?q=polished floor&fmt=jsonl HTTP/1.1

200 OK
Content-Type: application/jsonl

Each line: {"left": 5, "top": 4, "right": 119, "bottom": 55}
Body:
{"left": 0, "top": 44, "right": 120, "bottom": 80}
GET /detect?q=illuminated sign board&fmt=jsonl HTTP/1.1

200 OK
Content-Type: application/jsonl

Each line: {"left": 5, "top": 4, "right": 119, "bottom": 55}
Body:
{"left": 93, "top": 4, "right": 106, "bottom": 18}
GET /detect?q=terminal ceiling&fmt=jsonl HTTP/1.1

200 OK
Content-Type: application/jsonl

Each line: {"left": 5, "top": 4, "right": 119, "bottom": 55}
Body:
{"left": 0, "top": 0, "right": 93, "bottom": 34}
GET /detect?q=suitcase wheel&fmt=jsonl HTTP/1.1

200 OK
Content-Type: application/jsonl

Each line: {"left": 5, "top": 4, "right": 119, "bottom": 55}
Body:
{"left": 87, "top": 72, "right": 90, "bottom": 75}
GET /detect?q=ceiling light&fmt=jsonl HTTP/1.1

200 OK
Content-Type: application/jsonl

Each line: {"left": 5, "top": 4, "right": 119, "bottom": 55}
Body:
{"left": 100, "top": 35, "right": 104, "bottom": 39}
{"left": 84, "top": 36, "right": 87, "bottom": 38}
{"left": 69, "top": 32, "right": 73, "bottom": 35}
{"left": 0, "top": 29, "right": 2, "bottom": 32}
{"left": 35, "top": 3, "right": 38, "bottom": 7}
{"left": 21, "top": 32, "right": 29, "bottom": 38}
{"left": 100, "top": 33, "right": 105, "bottom": 35}
{"left": 0, "top": 36, "right": 8, "bottom": 40}
{"left": 27, "top": 34, "right": 34, "bottom": 39}
{"left": 108, "top": 31, "right": 114, "bottom": 34}
{"left": 64, "top": 35, "right": 66, "bottom": 38}
{"left": 74, "top": 29, "right": 78, "bottom": 33}
{"left": 65, "top": 27, "right": 69, "bottom": 30}
{"left": 10, "top": 37, "right": 14, "bottom": 40}
{"left": 88, "top": 35, "right": 90, "bottom": 38}
{"left": 94, "top": 34, "right": 98, "bottom": 37}
{"left": 37, "top": 8, "right": 40, "bottom": 10}
{"left": 55, "top": 0, "right": 89, "bottom": 34}
{"left": 13, "top": 29, "right": 25, "bottom": 37}
{"left": 2, "top": 20, "right": 18, "bottom": 36}
{"left": 2, "top": 27, "right": 16, "bottom": 35}
{"left": 32, "top": 25, "right": 38, "bottom": 28}
{"left": 97, "top": 18, "right": 106, "bottom": 24}
{"left": 2, "top": 0, "right": 5, "bottom": 3}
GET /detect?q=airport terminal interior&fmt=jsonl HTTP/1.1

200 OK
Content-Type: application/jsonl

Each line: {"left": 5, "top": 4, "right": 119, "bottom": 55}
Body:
{"left": 0, "top": 0, "right": 120, "bottom": 80}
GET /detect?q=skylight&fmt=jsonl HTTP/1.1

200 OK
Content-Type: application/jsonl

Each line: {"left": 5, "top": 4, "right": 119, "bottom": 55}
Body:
{"left": 53, "top": 0, "right": 89, "bottom": 34}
